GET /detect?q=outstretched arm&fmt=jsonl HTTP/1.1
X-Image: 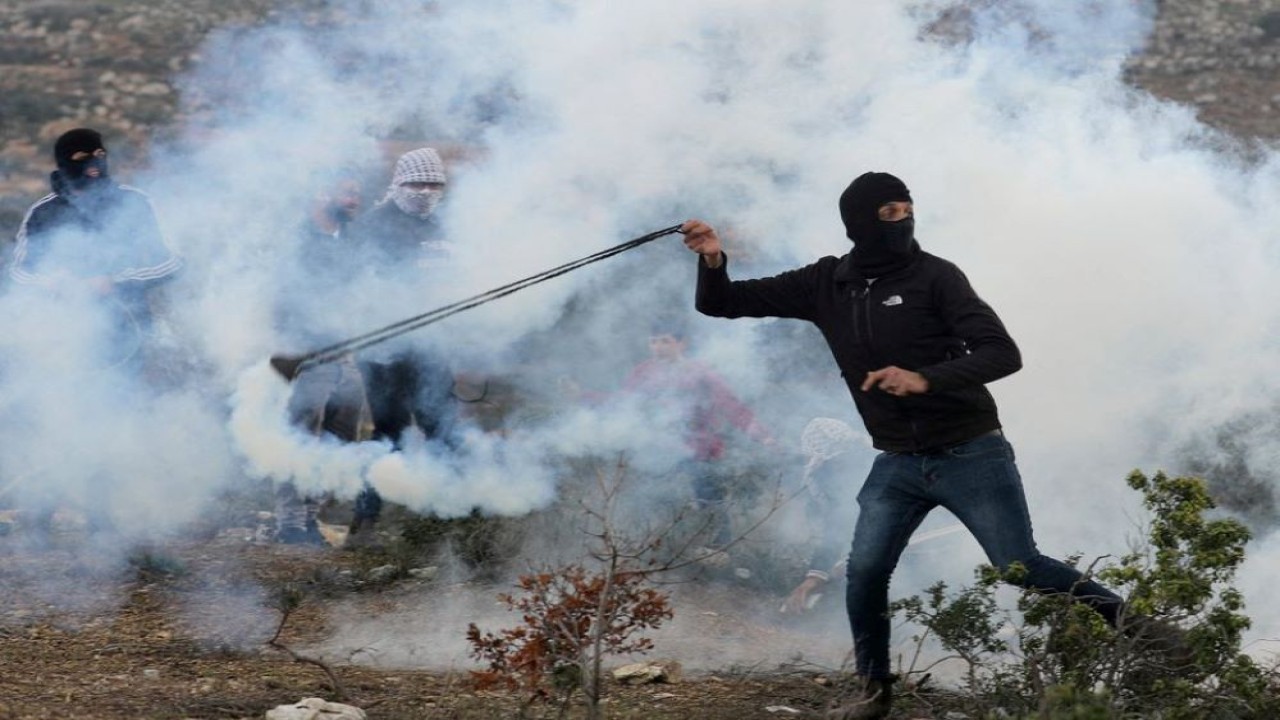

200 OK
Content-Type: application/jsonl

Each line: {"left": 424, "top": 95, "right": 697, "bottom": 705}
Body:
{"left": 681, "top": 219, "right": 724, "bottom": 269}
{"left": 681, "top": 218, "right": 819, "bottom": 321}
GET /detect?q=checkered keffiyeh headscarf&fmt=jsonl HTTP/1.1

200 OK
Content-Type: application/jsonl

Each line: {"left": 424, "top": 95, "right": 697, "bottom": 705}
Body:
{"left": 381, "top": 147, "right": 447, "bottom": 219}
{"left": 393, "top": 147, "right": 446, "bottom": 185}
{"left": 800, "top": 417, "right": 862, "bottom": 464}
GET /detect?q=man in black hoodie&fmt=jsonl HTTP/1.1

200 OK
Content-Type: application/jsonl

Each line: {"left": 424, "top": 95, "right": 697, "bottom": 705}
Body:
{"left": 10, "top": 129, "right": 180, "bottom": 314}
{"left": 9, "top": 128, "right": 181, "bottom": 374}
{"left": 681, "top": 172, "right": 1123, "bottom": 719}
{"left": 7, "top": 128, "right": 181, "bottom": 537}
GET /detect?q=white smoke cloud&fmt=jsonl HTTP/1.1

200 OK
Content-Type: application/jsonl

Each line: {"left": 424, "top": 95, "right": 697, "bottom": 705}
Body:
{"left": 7, "top": 0, "right": 1280, "bottom": 669}
{"left": 229, "top": 362, "right": 560, "bottom": 517}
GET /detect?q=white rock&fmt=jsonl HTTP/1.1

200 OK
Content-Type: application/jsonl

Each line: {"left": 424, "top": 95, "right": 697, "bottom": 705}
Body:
{"left": 612, "top": 659, "right": 682, "bottom": 685}
{"left": 408, "top": 566, "right": 439, "bottom": 581}
{"left": 137, "top": 82, "right": 171, "bottom": 96}
{"left": 265, "top": 697, "right": 366, "bottom": 720}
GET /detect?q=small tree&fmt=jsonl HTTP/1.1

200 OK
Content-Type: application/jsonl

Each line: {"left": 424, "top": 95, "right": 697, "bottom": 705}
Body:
{"left": 892, "top": 471, "right": 1280, "bottom": 718}
{"left": 466, "top": 453, "right": 785, "bottom": 718}
{"left": 266, "top": 582, "right": 349, "bottom": 701}
{"left": 466, "top": 456, "right": 678, "bottom": 719}
{"left": 466, "top": 564, "right": 673, "bottom": 717}
{"left": 890, "top": 566, "right": 1010, "bottom": 696}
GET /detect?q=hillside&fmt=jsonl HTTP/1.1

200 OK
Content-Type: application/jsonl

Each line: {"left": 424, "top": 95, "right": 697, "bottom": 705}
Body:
{"left": 2, "top": 0, "right": 1279, "bottom": 231}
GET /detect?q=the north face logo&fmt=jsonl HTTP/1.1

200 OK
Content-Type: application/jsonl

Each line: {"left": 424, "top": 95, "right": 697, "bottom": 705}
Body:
{"left": 882, "top": 295, "right": 903, "bottom": 307}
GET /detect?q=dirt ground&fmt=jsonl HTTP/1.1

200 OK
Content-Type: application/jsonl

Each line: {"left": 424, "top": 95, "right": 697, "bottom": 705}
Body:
{"left": 0, "top": 516, "right": 895, "bottom": 720}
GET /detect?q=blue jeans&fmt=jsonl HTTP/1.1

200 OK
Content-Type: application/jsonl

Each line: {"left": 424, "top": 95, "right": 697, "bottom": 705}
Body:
{"left": 844, "top": 431, "right": 1122, "bottom": 679}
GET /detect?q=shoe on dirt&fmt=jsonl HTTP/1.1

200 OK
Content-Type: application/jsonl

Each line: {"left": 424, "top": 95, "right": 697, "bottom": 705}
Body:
{"left": 826, "top": 675, "right": 894, "bottom": 720}
{"left": 1123, "top": 614, "right": 1196, "bottom": 670}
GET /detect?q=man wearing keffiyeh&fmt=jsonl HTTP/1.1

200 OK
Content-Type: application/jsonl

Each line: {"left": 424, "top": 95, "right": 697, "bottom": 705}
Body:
{"left": 354, "top": 147, "right": 452, "bottom": 266}
{"left": 780, "top": 417, "right": 868, "bottom": 615}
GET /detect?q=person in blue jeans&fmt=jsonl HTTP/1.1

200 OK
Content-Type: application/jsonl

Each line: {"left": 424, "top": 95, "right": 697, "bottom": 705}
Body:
{"left": 681, "top": 172, "right": 1124, "bottom": 720}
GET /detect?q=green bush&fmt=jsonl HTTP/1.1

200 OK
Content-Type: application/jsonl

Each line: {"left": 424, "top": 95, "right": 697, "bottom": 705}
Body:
{"left": 891, "top": 471, "right": 1280, "bottom": 719}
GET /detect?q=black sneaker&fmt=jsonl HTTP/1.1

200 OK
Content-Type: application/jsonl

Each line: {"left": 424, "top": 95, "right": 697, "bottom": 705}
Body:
{"left": 1122, "top": 614, "right": 1195, "bottom": 670}
{"left": 827, "top": 676, "right": 895, "bottom": 720}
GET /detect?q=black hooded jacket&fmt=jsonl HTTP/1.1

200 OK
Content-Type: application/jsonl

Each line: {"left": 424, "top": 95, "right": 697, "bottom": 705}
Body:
{"left": 695, "top": 250, "right": 1021, "bottom": 453}
{"left": 9, "top": 172, "right": 181, "bottom": 320}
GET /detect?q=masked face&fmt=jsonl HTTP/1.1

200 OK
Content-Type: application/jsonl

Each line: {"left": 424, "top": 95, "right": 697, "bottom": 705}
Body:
{"left": 877, "top": 216, "right": 915, "bottom": 254}
{"left": 62, "top": 148, "right": 110, "bottom": 191}
{"left": 848, "top": 198, "right": 919, "bottom": 276}
{"left": 392, "top": 183, "right": 444, "bottom": 219}
{"left": 54, "top": 129, "right": 111, "bottom": 192}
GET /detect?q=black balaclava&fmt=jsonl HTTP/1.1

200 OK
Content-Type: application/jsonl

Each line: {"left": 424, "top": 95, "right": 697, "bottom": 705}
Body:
{"left": 53, "top": 128, "right": 109, "bottom": 191}
{"left": 838, "top": 171, "right": 918, "bottom": 277}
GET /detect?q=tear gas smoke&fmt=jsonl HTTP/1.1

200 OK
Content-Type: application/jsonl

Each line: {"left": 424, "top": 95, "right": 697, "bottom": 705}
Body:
{"left": 5, "top": 0, "right": 1280, "bottom": 669}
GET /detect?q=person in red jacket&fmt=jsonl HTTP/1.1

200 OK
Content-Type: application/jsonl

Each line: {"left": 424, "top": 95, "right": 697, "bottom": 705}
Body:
{"left": 579, "top": 316, "right": 775, "bottom": 552}
{"left": 623, "top": 323, "right": 772, "bottom": 460}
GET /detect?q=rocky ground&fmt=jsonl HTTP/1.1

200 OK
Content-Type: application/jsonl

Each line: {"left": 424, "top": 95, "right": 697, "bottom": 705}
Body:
{"left": 1127, "top": 0, "right": 1280, "bottom": 139}
{"left": 0, "top": 518, "right": 872, "bottom": 720}
{"left": 0, "top": 0, "right": 322, "bottom": 229}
